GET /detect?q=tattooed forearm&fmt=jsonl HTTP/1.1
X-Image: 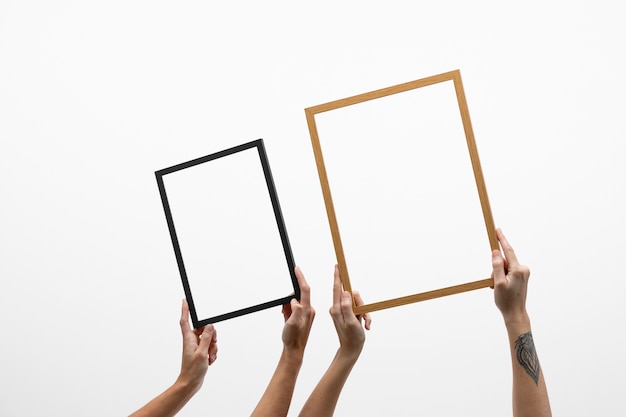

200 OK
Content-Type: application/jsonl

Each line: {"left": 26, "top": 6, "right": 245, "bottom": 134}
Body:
{"left": 515, "top": 331, "right": 540, "bottom": 385}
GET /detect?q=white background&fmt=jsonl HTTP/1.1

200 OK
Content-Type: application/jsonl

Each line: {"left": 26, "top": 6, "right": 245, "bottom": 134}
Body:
{"left": 1, "top": 1, "right": 624, "bottom": 416}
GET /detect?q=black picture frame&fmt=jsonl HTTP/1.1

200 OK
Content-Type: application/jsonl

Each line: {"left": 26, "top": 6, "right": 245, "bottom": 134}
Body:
{"left": 155, "top": 139, "right": 300, "bottom": 327}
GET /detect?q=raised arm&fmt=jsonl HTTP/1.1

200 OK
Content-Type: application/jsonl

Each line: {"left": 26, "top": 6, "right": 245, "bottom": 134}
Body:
{"left": 298, "top": 265, "right": 371, "bottom": 417}
{"left": 492, "top": 228, "right": 552, "bottom": 417}
{"left": 129, "top": 299, "right": 218, "bottom": 417}
{"left": 250, "top": 266, "right": 316, "bottom": 417}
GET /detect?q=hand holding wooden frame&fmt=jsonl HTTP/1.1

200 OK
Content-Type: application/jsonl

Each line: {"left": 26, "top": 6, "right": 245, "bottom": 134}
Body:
{"left": 305, "top": 70, "right": 498, "bottom": 315}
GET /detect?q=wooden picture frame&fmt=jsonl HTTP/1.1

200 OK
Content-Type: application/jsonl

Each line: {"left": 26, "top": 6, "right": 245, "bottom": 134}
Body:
{"left": 155, "top": 139, "right": 300, "bottom": 327}
{"left": 305, "top": 69, "right": 498, "bottom": 315}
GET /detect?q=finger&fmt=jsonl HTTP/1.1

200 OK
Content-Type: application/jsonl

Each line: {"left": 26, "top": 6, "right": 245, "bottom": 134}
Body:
{"left": 496, "top": 228, "right": 519, "bottom": 267}
{"left": 210, "top": 325, "right": 217, "bottom": 343}
{"left": 194, "top": 326, "right": 205, "bottom": 339}
{"left": 353, "top": 291, "right": 371, "bottom": 330}
{"left": 492, "top": 249, "right": 507, "bottom": 287}
{"left": 285, "top": 298, "right": 304, "bottom": 325}
{"left": 352, "top": 290, "right": 364, "bottom": 307}
{"left": 362, "top": 312, "right": 372, "bottom": 330}
{"left": 180, "top": 298, "right": 193, "bottom": 335}
{"left": 333, "top": 264, "right": 342, "bottom": 307}
{"left": 290, "top": 297, "right": 302, "bottom": 315}
{"left": 198, "top": 323, "right": 215, "bottom": 352}
{"left": 180, "top": 299, "right": 201, "bottom": 349}
{"left": 208, "top": 332, "right": 219, "bottom": 366}
{"left": 282, "top": 301, "right": 293, "bottom": 322}
{"left": 340, "top": 291, "right": 356, "bottom": 323}
{"left": 295, "top": 266, "right": 311, "bottom": 307}
{"left": 201, "top": 325, "right": 218, "bottom": 366}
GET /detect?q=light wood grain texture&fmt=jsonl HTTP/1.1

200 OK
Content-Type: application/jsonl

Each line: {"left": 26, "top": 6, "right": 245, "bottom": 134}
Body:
{"left": 305, "top": 69, "right": 496, "bottom": 313}
{"left": 352, "top": 278, "right": 494, "bottom": 315}
{"left": 305, "top": 109, "right": 353, "bottom": 295}
{"left": 452, "top": 71, "right": 498, "bottom": 251}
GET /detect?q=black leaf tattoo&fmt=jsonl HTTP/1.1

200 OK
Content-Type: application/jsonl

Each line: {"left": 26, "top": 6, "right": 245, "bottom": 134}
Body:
{"left": 515, "top": 331, "right": 540, "bottom": 385}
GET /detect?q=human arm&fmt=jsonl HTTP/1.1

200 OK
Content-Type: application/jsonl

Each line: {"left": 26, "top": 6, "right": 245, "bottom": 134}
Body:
{"left": 298, "top": 265, "right": 372, "bottom": 417}
{"left": 492, "top": 228, "right": 551, "bottom": 417}
{"left": 129, "top": 299, "right": 218, "bottom": 417}
{"left": 250, "top": 266, "right": 316, "bottom": 417}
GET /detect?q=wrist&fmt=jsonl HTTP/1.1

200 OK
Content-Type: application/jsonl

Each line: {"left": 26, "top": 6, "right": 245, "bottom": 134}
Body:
{"left": 174, "top": 374, "right": 203, "bottom": 397}
{"left": 336, "top": 345, "right": 362, "bottom": 363}
{"left": 281, "top": 346, "right": 305, "bottom": 366}
{"left": 503, "top": 311, "right": 531, "bottom": 332}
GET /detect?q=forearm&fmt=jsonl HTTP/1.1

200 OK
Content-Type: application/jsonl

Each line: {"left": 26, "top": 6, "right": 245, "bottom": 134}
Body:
{"left": 505, "top": 316, "right": 552, "bottom": 417}
{"left": 298, "top": 349, "right": 359, "bottom": 417}
{"left": 129, "top": 378, "right": 199, "bottom": 417}
{"left": 250, "top": 348, "right": 304, "bottom": 417}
